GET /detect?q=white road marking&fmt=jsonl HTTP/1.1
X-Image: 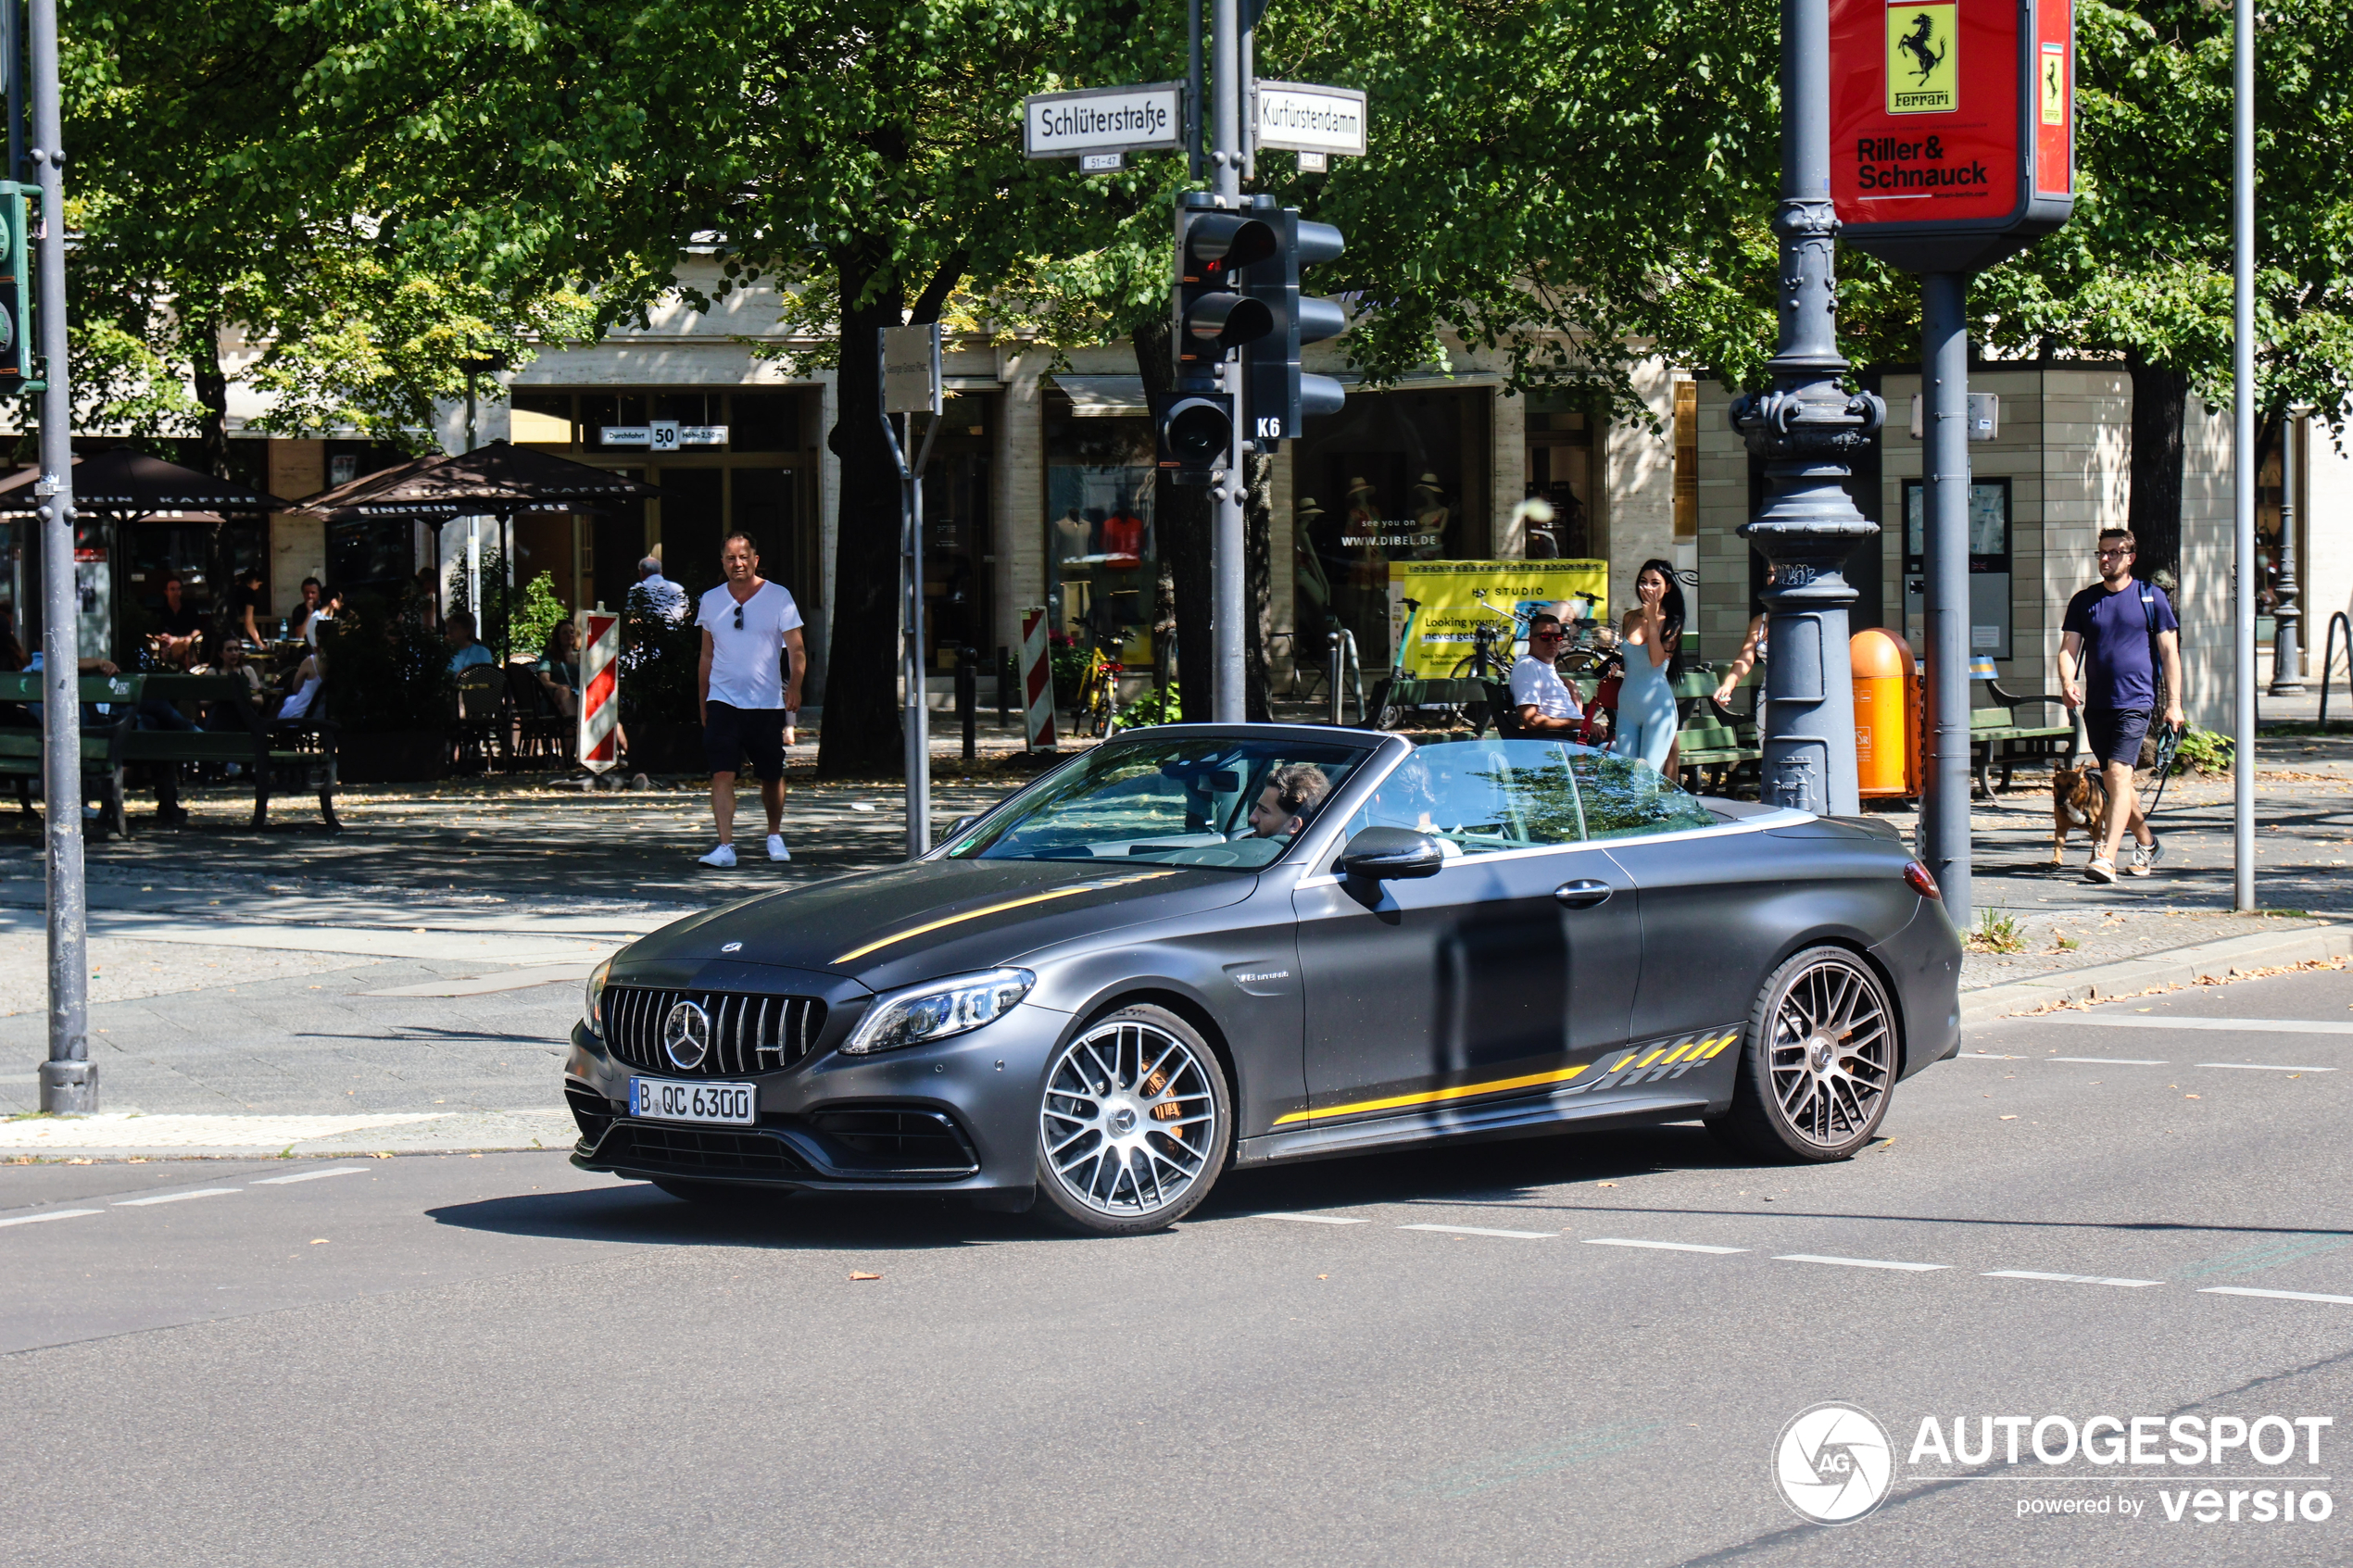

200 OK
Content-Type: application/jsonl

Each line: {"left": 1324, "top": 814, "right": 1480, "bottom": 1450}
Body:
{"left": 2047, "top": 1057, "right": 2169, "bottom": 1066}
{"left": 110, "top": 1187, "right": 241, "bottom": 1207}
{"left": 0, "top": 1208, "right": 101, "bottom": 1229}
{"left": 1400, "top": 1223, "right": 1554, "bottom": 1240}
{"left": 1252, "top": 1212, "right": 1368, "bottom": 1225}
{"left": 1584, "top": 1237, "right": 1747, "bottom": 1255}
{"left": 2201, "top": 1286, "right": 2353, "bottom": 1306}
{"left": 1774, "top": 1253, "right": 1948, "bottom": 1273}
{"left": 2194, "top": 1062, "right": 2337, "bottom": 1073}
{"left": 251, "top": 1166, "right": 372, "bottom": 1185}
{"left": 1983, "top": 1270, "right": 2163, "bottom": 1288}
{"left": 1956, "top": 1054, "right": 2029, "bottom": 1060}
{"left": 2070, "top": 1016, "right": 2353, "bottom": 1035}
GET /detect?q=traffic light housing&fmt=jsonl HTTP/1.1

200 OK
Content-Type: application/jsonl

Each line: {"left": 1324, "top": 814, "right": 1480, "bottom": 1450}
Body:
{"left": 1242, "top": 201, "right": 1347, "bottom": 449}
{"left": 1162, "top": 194, "right": 1280, "bottom": 483}
{"left": 0, "top": 185, "right": 29, "bottom": 386}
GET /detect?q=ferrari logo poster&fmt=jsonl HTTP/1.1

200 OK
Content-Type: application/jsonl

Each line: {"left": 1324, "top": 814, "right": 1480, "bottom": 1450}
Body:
{"left": 1886, "top": 3, "right": 1957, "bottom": 114}
{"left": 1385, "top": 559, "right": 1609, "bottom": 680}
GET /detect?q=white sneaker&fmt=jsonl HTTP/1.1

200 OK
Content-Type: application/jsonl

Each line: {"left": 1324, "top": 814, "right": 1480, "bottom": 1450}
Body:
{"left": 2084, "top": 858, "right": 2117, "bottom": 884}
{"left": 766, "top": 834, "right": 790, "bottom": 862}
{"left": 698, "top": 843, "right": 737, "bottom": 869}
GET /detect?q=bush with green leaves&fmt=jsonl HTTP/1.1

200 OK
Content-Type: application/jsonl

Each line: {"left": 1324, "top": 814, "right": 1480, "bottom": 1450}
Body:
{"left": 319, "top": 599, "right": 453, "bottom": 734}
{"left": 621, "top": 605, "right": 703, "bottom": 726}
{"left": 2171, "top": 727, "right": 2233, "bottom": 775}
{"left": 1114, "top": 684, "right": 1180, "bottom": 729}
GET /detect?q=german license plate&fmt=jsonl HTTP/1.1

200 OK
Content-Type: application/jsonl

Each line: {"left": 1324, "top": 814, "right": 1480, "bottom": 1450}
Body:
{"left": 628, "top": 1076, "right": 755, "bottom": 1125}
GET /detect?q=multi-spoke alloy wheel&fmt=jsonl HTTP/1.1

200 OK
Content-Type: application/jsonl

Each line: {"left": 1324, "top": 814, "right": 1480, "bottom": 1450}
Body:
{"left": 1708, "top": 947, "right": 1896, "bottom": 1162}
{"left": 1035, "top": 1004, "right": 1231, "bottom": 1236}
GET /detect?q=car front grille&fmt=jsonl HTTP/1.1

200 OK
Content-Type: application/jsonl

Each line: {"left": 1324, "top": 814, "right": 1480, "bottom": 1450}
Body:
{"left": 602, "top": 986, "right": 825, "bottom": 1077}
{"left": 597, "top": 1123, "right": 808, "bottom": 1178}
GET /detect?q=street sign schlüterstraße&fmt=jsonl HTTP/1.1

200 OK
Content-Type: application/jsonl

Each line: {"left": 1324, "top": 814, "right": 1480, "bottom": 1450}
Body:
{"left": 1024, "top": 82, "right": 1185, "bottom": 160}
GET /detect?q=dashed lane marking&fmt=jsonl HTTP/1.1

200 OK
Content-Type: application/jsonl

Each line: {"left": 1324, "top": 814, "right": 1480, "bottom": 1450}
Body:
{"left": 2195, "top": 1062, "right": 2338, "bottom": 1073}
{"left": 1983, "top": 1270, "right": 2164, "bottom": 1288}
{"left": 110, "top": 1187, "right": 241, "bottom": 1208}
{"left": 1584, "top": 1237, "right": 1747, "bottom": 1255}
{"left": 2047, "top": 1057, "right": 2169, "bottom": 1065}
{"left": 1400, "top": 1223, "right": 1555, "bottom": 1240}
{"left": 251, "top": 1166, "right": 372, "bottom": 1185}
{"left": 1774, "top": 1253, "right": 1948, "bottom": 1273}
{"left": 0, "top": 1208, "right": 101, "bottom": 1229}
{"left": 1252, "top": 1213, "right": 1368, "bottom": 1225}
{"left": 2200, "top": 1286, "right": 2353, "bottom": 1307}
{"left": 2070, "top": 1016, "right": 2353, "bottom": 1035}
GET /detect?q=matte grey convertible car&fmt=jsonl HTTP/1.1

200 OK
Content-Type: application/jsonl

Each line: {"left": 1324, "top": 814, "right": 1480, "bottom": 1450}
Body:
{"left": 566, "top": 725, "right": 1961, "bottom": 1235}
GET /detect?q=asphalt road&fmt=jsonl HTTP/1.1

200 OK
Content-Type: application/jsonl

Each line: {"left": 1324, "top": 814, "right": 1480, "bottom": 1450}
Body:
{"left": 4, "top": 966, "right": 2350, "bottom": 1566}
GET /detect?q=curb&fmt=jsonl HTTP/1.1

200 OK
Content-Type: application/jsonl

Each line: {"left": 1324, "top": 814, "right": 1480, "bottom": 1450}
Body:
{"left": 1960, "top": 923, "right": 2352, "bottom": 1022}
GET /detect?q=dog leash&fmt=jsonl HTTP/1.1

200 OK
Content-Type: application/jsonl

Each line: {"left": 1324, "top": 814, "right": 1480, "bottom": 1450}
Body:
{"left": 2141, "top": 724, "right": 2183, "bottom": 818}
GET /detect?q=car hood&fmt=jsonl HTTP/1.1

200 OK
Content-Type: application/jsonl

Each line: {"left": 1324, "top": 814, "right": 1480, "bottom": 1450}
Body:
{"left": 618, "top": 859, "right": 1260, "bottom": 992}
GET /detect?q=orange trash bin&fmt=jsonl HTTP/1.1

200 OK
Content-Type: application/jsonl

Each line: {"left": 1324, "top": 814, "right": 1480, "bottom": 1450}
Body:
{"left": 1852, "top": 628, "right": 1920, "bottom": 798}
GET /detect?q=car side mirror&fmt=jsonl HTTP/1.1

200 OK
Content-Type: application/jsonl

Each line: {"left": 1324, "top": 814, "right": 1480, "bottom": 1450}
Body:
{"left": 1336, "top": 826, "right": 1447, "bottom": 882}
{"left": 945, "top": 814, "right": 977, "bottom": 839}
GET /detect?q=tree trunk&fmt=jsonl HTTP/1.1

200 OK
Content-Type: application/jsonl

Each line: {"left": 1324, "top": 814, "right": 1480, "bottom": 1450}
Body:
{"left": 818, "top": 257, "right": 909, "bottom": 779}
{"left": 1245, "top": 448, "right": 1273, "bottom": 721}
{"left": 1132, "top": 320, "right": 1214, "bottom": 721}
{"left": 2126, "top": 355, "right": 2189, "bottom": 585}
{"left": 189, "top": 322, "right": 234, "bottom": 645}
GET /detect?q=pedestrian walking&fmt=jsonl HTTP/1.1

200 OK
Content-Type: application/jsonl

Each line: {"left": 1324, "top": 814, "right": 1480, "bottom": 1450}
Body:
{"left": 2057, "top": 527, "right": 2183, "bottom": 884}
{"left": 697, "top": 533, "right": 805, "bottom": 868}
{"left": 1612, "top": 558, "right": 1684, "bottom": 776}
{"left": 630, "top": 555, "right": 689, "bottom": 623}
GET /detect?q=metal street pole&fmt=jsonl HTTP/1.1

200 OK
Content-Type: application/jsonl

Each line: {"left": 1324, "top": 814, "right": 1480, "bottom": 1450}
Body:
{"left": 1731, "top": 0, "right": 1880, "bottom": 820}
{"left": 895, "top": 409, "right": 943, "bottom": 859}
{"left": 29, "top": 0, "right": 87, "bottom": 1113}
{"left": 2269, "top": 418, "right": 2303, "bottom": 695}
{"left": 2232, "top": 0, "right": 2256, "bottom": 911}
{"left": 1919, "top": 272, "right": 1972, "bottom": 926}
{"left": 1208, "top": 0, "right": 1246, "bottom": 722}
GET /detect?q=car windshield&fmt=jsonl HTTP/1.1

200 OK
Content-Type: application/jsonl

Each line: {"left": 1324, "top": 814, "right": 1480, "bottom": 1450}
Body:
{"left": 944, "top": 734, "right": 1375, "bottom": 869}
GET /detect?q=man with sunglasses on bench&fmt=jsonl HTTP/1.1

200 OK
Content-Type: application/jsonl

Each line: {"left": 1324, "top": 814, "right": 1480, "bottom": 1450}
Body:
{"left": 697, "top": 532, "right": 806, "bottom": 868}
{"left": 1511, "top": 611, "right": 1585, "bottom": 735}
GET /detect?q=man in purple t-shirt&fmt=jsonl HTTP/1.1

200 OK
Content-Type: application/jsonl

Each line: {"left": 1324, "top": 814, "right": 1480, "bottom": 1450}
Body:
{"left": 2057, "top": 527, "right": 2184, "bottom": 884}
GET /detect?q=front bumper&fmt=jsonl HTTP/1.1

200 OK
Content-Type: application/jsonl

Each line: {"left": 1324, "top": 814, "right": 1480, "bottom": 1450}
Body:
{"left": 564, "top": 1004, "right": 1071, "bottom": 1195}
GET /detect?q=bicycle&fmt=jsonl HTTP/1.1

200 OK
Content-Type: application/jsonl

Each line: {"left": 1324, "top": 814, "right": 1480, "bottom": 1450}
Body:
{"left": 1071, "top": 636, "right": 1124, "bottom": 739}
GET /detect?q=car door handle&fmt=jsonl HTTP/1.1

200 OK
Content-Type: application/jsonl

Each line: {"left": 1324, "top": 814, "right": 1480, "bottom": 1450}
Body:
{"left": 1554, "top": 879, "right": 1613, "bottom": 909}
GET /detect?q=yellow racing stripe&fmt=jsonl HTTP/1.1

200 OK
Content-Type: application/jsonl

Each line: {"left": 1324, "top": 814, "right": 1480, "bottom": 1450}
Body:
{"left": 831, "top": 872, "right": 1178, "bottom": 964}
{"left": 1273, "top": 1062, "right": 1588, "bottom": 1126}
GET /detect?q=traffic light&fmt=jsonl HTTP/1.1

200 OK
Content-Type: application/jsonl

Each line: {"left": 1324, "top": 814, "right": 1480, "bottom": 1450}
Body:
{"left": 0, "top": 185, "right": 28, "bottom": 385}
{"left": 1242, "top": 202, "right": 1347, "bottom": 449}
{"left": 1161, "top": 194, "right": 1278, "bottom": 483}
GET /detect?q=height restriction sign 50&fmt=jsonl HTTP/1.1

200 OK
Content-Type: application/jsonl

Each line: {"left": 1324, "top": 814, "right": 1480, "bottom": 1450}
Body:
{"left": 1831, "top": 0, "right": 2074, "bottom": 273}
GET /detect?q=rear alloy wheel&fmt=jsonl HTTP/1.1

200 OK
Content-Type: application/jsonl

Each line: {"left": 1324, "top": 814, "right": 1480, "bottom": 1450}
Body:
{"left": 1036, "top": 1004, "right": 1231, "bottom": 1236}
{"left": 1708, "top": 946, "right": 1895, "bottom": 1162}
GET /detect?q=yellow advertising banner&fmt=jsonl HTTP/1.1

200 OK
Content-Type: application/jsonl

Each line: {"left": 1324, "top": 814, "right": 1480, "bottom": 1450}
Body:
{"left": 1385, "top": 559, "right": 1611, "bottom": 679}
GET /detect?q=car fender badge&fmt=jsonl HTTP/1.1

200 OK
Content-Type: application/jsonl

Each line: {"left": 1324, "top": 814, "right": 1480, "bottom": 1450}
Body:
{"left": 721, "top": 941, "right": 743, "bottom": 953}
{"left": 830, "top": 872, "right": 1180, "bottom": 964}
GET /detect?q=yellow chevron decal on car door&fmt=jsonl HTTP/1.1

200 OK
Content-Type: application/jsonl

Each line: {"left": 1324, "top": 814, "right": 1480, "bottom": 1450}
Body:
{"left": 832, "top": 872, "right": 1179, "bottom": 964}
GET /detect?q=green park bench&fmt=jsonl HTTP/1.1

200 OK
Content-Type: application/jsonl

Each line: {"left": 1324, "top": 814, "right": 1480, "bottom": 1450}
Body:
{"left": 0, "top": 672, "right": 139, "bottom": 835}
{"left": 1968, "top": 678, "right": 2074, "bottom": 797}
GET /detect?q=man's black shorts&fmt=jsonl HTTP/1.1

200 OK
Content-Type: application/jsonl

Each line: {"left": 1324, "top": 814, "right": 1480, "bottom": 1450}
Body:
{"left": 2083, "top": 707, "right": 2150, "bottom": 770}
{"left": 703, "top": 701, "right": 786, "bottom": 782}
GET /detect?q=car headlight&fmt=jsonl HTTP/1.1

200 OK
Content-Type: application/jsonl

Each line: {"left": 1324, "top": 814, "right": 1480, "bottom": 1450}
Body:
{"left": 583, "top": 956, "right": 614, "bottom": 1039}
{"left": 841, "top": 967, "right": 1034, "bottom": 1056}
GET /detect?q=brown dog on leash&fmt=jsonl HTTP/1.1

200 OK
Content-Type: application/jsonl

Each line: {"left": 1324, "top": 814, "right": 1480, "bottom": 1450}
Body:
{"left": 2050, "top": 762, "right": 2109, "bottom": 865}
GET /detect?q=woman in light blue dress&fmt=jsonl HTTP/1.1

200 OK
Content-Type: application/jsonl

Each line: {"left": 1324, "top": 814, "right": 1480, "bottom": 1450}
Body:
{"left": 1612, "top": 558, "right": 1685, "bottom": 777}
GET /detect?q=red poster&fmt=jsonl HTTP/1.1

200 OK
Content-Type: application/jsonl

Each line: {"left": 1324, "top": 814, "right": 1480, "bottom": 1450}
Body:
{"left": 1831, "top": 0, "right": 2022, "bottom": 226}
{"left": 2033, "top": 0, "right": 2074, "bottom": 196}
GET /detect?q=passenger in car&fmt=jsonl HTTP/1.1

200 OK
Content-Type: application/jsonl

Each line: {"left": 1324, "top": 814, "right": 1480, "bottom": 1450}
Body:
{"left": 1246, "top": 763, "right": 1330, "bottom": 840}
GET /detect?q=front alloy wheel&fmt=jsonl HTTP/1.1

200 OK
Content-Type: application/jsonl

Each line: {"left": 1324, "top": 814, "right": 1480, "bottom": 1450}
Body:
{"left": 1036, "top": 1005, "right": 1231, "bottom": 1236}
{"left": 1708, "top": 946, "right": 1895, "bottom": 1161}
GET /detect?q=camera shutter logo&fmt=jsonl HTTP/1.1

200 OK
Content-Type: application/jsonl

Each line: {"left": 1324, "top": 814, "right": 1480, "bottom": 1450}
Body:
{"left": 1775, "top": 1402, "right": 1895, "bottom": 1524}
{"left": 661, "top": 1001, "right": 712, "bottom": 1071}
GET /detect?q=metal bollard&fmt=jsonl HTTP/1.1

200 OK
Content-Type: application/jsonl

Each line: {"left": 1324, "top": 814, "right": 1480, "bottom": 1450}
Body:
{"left": 1328, "top": 632, "right": 1344, "bottom": 727}
{"left": 956, "top": 646, "right": 977, "bottom": 762}
{"left": 997, "top": 644, "right": 1012, "bottom": 728}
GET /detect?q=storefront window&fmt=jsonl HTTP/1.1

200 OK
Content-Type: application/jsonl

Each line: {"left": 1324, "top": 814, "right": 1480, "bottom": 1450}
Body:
{"left": 1045, "top": 395, "right": 1156, "bottom": 666}
{"left": 1521, "top": 393, "right": 1596, "bottom": 559}
{"left": 1293, "top": 388, "right": 1482, "bottom": 669}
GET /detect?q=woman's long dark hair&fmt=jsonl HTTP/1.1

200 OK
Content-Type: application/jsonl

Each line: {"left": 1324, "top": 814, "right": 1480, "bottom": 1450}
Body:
{"left": 1634, "top": 557, "right": 1686, "bottom": 677}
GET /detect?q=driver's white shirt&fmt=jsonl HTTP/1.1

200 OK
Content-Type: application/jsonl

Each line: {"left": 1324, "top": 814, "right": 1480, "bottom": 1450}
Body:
{"left": 1510, "top": 654, "right": 1581, "bottom": 719}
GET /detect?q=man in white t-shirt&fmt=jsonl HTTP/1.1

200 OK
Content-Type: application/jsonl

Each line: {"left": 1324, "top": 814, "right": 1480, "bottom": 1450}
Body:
{"left": 1509, "top": 612, "right": 1583, "bottom": 734}
{"left": 696, "top": 533, "right": 806, "bottom": 867}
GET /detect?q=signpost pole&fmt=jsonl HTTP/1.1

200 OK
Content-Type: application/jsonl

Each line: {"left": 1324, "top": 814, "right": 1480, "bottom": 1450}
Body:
{"left": 29, "top": 0, "right": 88, "bottom": 1113}
{"left": 1920, "top": 271, "right": 1972, "bottom": 925}
{"left": 2231, "top": 0, "right": 2255, "bottom": 911}
{"left": 1732, "top": 0, "right": 1880, "bottom": 819}
{"left": 1207, "top": 0, "right": 1246, "bottom": 724}
{"left": 881, "top": 325, "right": 944, "bottom": 859}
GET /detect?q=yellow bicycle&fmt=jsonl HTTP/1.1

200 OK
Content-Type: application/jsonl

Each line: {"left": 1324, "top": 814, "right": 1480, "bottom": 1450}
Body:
{"left": 1072, "top": 641, "right": 1124, "bottom": 738}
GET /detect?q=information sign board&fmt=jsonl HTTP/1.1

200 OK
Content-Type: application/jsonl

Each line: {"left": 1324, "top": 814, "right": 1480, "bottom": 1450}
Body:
{"left": 882, "top": 324, "right": 942, "bottom": 417}
{"left": 1384, "top": 559, "right": 1610, "bottom": 680}
{"left": 1830, "top": 0, "right": 2073, "bottom": 272}
{"left": 1024, "top": 82, "right": 1184, "bottom": 160}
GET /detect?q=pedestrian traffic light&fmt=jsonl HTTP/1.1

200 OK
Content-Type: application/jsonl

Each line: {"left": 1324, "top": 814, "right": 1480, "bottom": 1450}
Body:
{"left": 0, "top": 186, "right": 28, "bottom": 386}
{"left": 1242, "top": 202, "right": 1347, "bottom": 449}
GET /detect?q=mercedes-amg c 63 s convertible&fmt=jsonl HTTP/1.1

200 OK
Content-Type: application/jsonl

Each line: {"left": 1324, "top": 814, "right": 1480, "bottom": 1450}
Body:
{"left": 565, "top": 725, "right": 1962, "bottom": 1235}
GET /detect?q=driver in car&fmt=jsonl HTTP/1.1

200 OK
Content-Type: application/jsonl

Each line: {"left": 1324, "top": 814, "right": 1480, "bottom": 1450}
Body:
{"left": 1246, "top": 763, "right": 1330, "bottom": 840}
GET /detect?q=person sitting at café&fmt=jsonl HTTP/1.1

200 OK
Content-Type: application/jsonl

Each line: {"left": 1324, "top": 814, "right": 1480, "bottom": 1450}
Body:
{"left": 1511, "top": 611, "right": 1585, "bottom": 735}
{"left": 446, "top": 611, "right": 494, "bottom": 673}
{"left": 533, "top": 621, "right": 582, "bottom": 720}
{"left": 287, "top": 576, "right": 322, "bottom": 641}
{"left": 1246, "top": 763, "right": 1330, "bottom": 840}
{"left": 149, "top": 575, "right": 206, "bottom": 670}
{"left": 276, "top": 647, "right": 324, "bottom": 724}
{"left": 301, "top": 584, "right": 344, "bottom": 646}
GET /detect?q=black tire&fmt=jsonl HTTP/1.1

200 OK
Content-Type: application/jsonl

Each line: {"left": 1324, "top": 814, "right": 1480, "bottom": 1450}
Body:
{"left": 1706, "top": 946, "right": 1897, "bottom": 1162}
{"left": 651, "top": 1176, "right": 790, "bottom": 1209}
{"left": 1035, "top": 1003, "right": 1233, "bottom": 1236}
